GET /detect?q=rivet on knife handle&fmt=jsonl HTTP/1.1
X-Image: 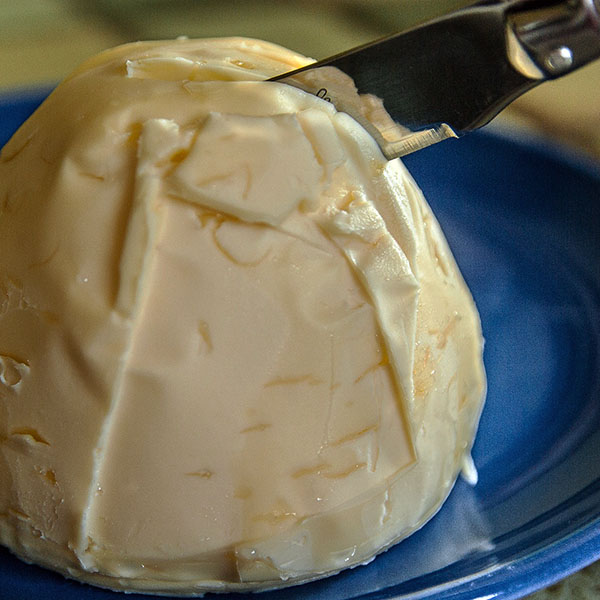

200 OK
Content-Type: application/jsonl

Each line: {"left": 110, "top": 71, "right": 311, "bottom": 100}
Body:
{"left": 508, "top": 0, "right": 600, "bottom": 75}
{"left": 270, "top": 0, "right": 600, "bottom": 159}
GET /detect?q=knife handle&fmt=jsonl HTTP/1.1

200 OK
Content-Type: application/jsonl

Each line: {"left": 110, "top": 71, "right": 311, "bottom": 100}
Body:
{"left": 506, "top": 0, "right": 600, "bottom": 78}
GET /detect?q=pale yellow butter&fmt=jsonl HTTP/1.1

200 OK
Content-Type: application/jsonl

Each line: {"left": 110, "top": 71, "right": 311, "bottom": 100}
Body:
{"left": 0, "top": 38, "right": 485, "bottom": 594}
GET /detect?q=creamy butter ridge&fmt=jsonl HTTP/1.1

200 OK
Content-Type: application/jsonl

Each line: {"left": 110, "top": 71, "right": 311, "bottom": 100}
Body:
{"left": 0, "top": 38, "right": 485, "bottom": 594}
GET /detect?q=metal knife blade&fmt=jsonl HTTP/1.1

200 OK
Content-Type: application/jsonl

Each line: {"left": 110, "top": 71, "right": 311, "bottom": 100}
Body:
{"left": 270, "top": 0, "right": 600, "bottom": 158}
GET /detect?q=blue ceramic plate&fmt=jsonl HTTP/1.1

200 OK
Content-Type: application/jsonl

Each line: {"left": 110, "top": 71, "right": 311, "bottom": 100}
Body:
{"left": 1, "top": 90, "right": 600, "bottom": 600}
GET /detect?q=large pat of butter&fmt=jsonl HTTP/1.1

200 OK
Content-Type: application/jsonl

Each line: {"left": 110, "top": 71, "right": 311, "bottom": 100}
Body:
{"left": 0, "top": 38, "right": 486, "bottom": 594}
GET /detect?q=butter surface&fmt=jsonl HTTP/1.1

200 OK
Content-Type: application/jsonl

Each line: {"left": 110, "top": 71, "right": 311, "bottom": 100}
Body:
{"left": 0, "top": 38, "right": 485, "bottom": 594}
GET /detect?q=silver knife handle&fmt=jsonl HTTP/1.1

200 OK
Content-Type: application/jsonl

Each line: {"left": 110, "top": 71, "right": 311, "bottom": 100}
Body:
{"left": 507, "top": 0, "right": 600, "bottom": 77}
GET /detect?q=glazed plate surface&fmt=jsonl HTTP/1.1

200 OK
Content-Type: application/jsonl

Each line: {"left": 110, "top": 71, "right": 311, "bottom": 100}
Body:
{"left": 1, "top": 90, "right": 599, "bottom": 600}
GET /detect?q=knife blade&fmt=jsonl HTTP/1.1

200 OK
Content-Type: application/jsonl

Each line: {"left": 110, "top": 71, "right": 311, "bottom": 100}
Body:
{"left": 270, "top": 0, "right": 600, "bottom": 158}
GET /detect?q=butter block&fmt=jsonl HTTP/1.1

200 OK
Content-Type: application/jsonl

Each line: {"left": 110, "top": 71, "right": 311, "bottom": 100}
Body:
{"left": 0, "top": 38, "right": 486, "bottom": 594}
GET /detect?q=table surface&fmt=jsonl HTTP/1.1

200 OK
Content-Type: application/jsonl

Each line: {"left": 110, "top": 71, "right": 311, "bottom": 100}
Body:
{"left": 1, "top": 2, "right": 599, "bottom": 599}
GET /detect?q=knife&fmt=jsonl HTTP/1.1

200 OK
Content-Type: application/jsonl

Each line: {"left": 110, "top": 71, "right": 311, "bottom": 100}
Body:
{"left": 270, "top": 0, "right": 600, "bottom": 158}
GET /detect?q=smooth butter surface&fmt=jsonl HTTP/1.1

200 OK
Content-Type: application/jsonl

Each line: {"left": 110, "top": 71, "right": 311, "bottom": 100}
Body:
{"left": 0, "top": 38, "right": 485, "bottom": 594}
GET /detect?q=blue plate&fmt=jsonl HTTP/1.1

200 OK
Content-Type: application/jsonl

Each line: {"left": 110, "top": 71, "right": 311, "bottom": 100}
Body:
{"left": 1, "top": 90, "right": 600, "bottom": 600}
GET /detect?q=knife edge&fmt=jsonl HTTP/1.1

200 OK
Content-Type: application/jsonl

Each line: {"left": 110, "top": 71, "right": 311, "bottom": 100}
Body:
{"left": 270, "top": 0, "right": 600, "bottom": 158}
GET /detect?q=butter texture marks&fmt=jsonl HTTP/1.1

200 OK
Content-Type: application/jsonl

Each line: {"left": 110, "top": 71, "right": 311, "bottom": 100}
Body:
{"left": 0, "top": 38, "right": 486, "bottom": 594}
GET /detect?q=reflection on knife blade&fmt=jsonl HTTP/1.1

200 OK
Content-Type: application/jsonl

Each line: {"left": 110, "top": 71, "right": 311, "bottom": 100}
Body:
{"left": 270, "top": 0, "right": 600, "bottom": 159}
